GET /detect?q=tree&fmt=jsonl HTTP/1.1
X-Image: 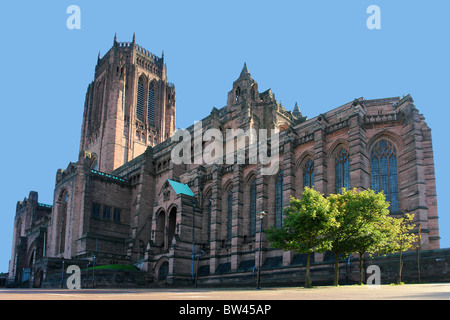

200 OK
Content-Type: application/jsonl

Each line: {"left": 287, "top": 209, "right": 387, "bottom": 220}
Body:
{"left": 378, "top": 213, "right": 418, "bottom": 284}
{"left": 326, "top": 188, "right": 390, "bottom": 286}
{"left": 346, "top": 190, "right": 391, "bottom": 285}
{"left": 266, "top": 187, "right": 332, "bottom": 288}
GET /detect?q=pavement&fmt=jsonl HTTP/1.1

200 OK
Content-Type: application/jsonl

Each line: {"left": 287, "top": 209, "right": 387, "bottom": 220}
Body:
{"left": 0, "top": 283, "right": 449, "bottom": 300}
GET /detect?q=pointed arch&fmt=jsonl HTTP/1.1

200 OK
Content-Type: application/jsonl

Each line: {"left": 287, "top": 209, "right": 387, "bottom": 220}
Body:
{"left": 148, "top": 80, "right": 156, "bottom": 124}
{"left": 335, "top": 147, "right": 350, "bottom": 194}
{"left": 203, "top": 188, "right": 213, "bottom": 244}
{"left": 370, "top": 138, "right": 399, "bottom": 212}
{"left": 136, "top": 75, "right": 146, "bottom": 121}
{"left": 275, "top": 169, "right": 284, "bottom": 229}
{"left": 295, "top": 151, "right": 315, "bottom": 197}
{"left": 57, "top": 189, "right": 69, "bottom": 255}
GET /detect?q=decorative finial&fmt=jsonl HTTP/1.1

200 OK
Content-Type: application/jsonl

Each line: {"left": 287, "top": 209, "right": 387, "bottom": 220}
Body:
{"left": 114, "top": 33, "right": 117, "bottom": 45}
{"left": 293, "top": 102, "right": 302, "bottom": 118}
{"left": 132, "top": 32, "right": 136, "bottom": 43}
{"left": 240, "top": 62, "right": 250, "bottom": 78}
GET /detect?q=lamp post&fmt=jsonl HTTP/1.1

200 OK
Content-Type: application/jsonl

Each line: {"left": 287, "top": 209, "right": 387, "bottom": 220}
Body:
{"left": 61, "top": 258, "right": 65, "bottom": 289}
{"left": 256, "top": 211, "right": 267, "bottom": 290}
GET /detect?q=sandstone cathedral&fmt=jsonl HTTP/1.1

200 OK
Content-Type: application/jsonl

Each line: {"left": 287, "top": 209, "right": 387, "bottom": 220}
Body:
{"left": 8, "top": 36, "right": 439, "bottom": 287}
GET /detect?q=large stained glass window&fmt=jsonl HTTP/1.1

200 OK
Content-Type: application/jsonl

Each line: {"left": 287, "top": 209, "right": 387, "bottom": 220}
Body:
{"left": 335, "top": 148, "right": 350, "bottom": 194}
{"left": 303, "top": 159, "right": 315, "bottom": 189}
{"left": 371, "top": 139, "right": 399, "bottom": 212}
{"left": 275, "top": 170, "right": 284, "bottom": 229}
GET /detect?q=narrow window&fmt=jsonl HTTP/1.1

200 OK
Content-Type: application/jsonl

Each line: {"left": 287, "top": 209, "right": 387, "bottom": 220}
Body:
{"left": 148, "top": 82, "right": 155, "bottom": 124}
{"left": 59, "top": 192, "right": 69, "bottom": 254}
{"left": 136, "top": 76, "right": 145, "bottom": 121}
{"left": 235, "top": 87, "right": 241, "bottom": 102}
{"left": 250, "top": 179, "right": 257, "bottom": 236}
{"left": 103, "top": 206, "right": 111, "bottom": 220}
{"left": 371, "top": 139, "right": 399, "bottom": 212}
{"left": 92, "top": 203, "right": 100, "bottom": 218}
{"left": 303, "top": 159, "right": 315, "bottom": 189}
{"left": 113, "top": 208, "right": 121, "bottom": 222}
{"left": 227, "top": 189, "right": 233, "bottom": 240}
{"left": 275, "top": 170, "right": 284, "bottom": 229}
{"left": 207, "top": 198, "right": 212, "bottom": 243}
{"left": 336, "top": 148, "right": 350, "bottom": 194}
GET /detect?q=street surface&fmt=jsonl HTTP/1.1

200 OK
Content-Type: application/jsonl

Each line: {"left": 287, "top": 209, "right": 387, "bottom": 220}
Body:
{"left": 0, "top": 283, "right": 449, "bottom": 300}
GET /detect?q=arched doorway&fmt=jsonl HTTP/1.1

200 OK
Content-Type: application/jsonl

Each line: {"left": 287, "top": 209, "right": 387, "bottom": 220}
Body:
{"left": 158, "top": 261, "right": 169, "bottom": 281}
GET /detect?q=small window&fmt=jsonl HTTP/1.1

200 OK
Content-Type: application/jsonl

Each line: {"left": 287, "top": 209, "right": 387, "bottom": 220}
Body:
{"left": 92, "top": 203, "right": 100, "bottom": 218}
{"left": 235, "top": 87, "right": 241, "bottom": 102}
{"left": 103, "top": 206, "right": 111, "bottom": 220}
{"left": 113, "top": 208, "right": 121, "bottom": 222}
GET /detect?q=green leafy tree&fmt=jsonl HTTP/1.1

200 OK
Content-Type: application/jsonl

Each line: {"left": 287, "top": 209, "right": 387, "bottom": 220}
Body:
{"left": 346, "top": 189, "right": 391, "bottom": 284}
{"left": 326, "top": 188, "right": 391, "bottom": 286}
{"left": 378, "top": 213, "right": 418, "bottom": 284}
{"left": 266, "top": 187, "right": 332, "bottom": 288}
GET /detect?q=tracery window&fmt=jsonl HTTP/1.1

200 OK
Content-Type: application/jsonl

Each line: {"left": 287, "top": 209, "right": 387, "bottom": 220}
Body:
{"left": 335, "top": 148, "right": 350, "bottom": 194}
{"left": 371, "top": 139, "right": 399, "bottom": 212}
{"left": 275, "top": 170, "right": 284, "bottom": 229}
{"left": 136, "top": 76, "right": 145, "bottom": 121}
{"left": 148, "top": 82, "right": 155, "bottom": 124}
{"left": 303, "top": 159, "right": 315, "bottom": 189}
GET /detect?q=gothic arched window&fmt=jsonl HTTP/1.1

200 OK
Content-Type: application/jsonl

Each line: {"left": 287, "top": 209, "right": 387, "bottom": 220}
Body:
{"left": 207, "top": 198, "right": 212, "bottom": 243}
{"left": 335, "top": 148, "right": 350, "bottom": 194}
{"left": 275, "top": 170, "right": 284, "bottom": 229}
{"left": 59, "top": 192, "right": 69, "bottom": 254}
{"left": 303, "top": 159, "right": 315, "bottom": 189}
{"left": 148, "top": 82, "right": 155, "bottom": 124}
{"left": 136, "top": 76, "right": 145, "bottom": 121}
{"left": 371, "top": 139, "right": 399, "bottom": 212}
{"left": 235, "top": 87, "right": 241, "bottom": 102}
{"left": 250, "top": 179, "right": 257, "bottom": 236}
{"left": 227, "top": 189, "right": 233, "bottom": 240}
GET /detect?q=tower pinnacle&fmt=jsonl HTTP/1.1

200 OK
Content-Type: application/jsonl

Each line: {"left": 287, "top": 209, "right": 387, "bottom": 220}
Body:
{"left": 240, "top": 62, "right": 251, "bottom": 78}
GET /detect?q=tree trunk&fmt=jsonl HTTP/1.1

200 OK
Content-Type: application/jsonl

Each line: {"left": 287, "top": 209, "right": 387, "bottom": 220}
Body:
{"left": 397, "top": 250, "right": 403, "bottom": 284}
{"left": 305, "top": 251, "right": 312, "bottom": 288}
{"left": 359, "top": 252, "right": 364, "bottom": 285}
{"left": 334, "top": 253, "right": 339, "bottom": 286}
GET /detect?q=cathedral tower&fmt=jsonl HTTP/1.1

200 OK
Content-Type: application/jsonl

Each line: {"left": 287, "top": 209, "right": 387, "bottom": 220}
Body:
{"left": 79, "top": 34, "right": 176, "bottom": 173}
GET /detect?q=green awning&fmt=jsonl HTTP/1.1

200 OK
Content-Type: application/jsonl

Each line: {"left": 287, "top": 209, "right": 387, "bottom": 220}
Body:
{"left": 168, "top": 179, "right": 194, "bottom": 197}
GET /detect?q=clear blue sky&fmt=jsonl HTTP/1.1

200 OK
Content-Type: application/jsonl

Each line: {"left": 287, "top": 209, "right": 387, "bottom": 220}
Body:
{"left": 0, "top": 0, "right": 448, "bottom": 273}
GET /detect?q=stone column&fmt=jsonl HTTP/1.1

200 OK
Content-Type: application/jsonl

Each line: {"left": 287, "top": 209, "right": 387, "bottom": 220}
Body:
{"left": 231, "top": 164, "right": 243, "bottom": 271}
{"left": 209, "top": 166, "right": 222, "bottom": 275}
{"left": 348, "top": 105, "right": 370, "bottom": 191}
{"left": 313, "top": 123, "right": 328, "bottom": 195}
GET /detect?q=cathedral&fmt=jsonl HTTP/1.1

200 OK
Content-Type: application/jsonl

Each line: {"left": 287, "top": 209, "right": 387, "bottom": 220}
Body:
{"left": 8, "top": 36, "right": 440, "bottom": 287}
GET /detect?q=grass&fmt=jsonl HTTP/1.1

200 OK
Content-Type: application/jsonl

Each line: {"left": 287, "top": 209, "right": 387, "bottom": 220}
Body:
{"left": 86, "top": 264, "right": 139, "bottom": 271}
